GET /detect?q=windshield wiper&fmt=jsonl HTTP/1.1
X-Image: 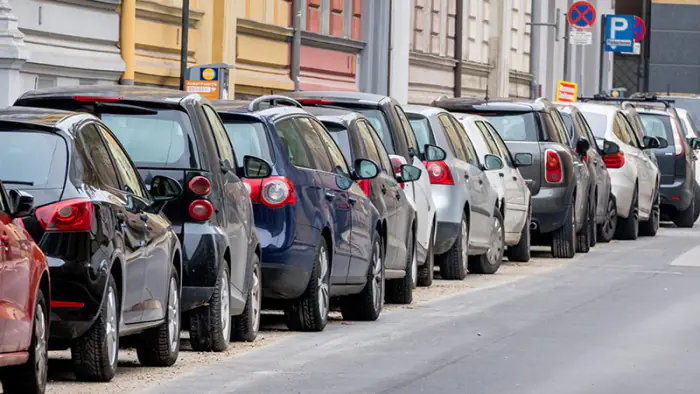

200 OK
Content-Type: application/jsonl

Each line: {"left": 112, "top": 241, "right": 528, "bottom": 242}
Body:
{"left": 2, "top": 180, "right": 35, "bottom": 186}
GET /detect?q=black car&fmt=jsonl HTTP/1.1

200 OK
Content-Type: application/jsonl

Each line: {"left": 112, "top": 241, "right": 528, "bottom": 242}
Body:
{"left": 0, "top": 107, "right": 183, "bottom": 381}
{"left": 305, "top": 107, "right": 421, "bottom": 304}
{"left": 435, "top": 98, "right": 593, "bottom": 258}
{"left": 16, "top": 87, "right": 271, "bottom": 351}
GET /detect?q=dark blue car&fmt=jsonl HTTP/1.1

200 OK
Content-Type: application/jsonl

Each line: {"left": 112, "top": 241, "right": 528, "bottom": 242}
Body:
{"left": 213, "top": 96, "right": 385, "bottom": 331}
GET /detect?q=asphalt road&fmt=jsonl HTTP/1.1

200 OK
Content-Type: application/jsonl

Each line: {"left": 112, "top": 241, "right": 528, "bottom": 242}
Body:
{"left": 144, "top": 224, "right": 700, "bottom": 394}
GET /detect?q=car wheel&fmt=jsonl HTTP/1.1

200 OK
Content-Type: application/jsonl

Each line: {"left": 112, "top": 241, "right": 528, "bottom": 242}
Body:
{"left": 552, "top": 200, "right": 576, "bottom": 259}
{"left": 597, "top": 195, "right": 617, "bottom": 243}
{"left": 589, "top": 197, "right": 598, "bottom": 247}
{"left": 2, "top": 289, "right": 49, "bottom": 394}
{"left": 341, "top": 235, "right": 384, "bottom": 321}
{"left": 189, "top": 263, "right": 230, "bottom": 352}
{"left": 640, "top": 188, "right": 660, "bottom": 236}
{"left": 385, "top": 227, "right": 415, "bottom": 304}
{"left": 693, "top": 183, "right": 700, "bottom": 222}
{"left": 576, "top": 198, "right": 592, "bottom": 253}
{"left": 437, "top": 213, "right": 469, "bottom": 280}
{"left": 71, "top": 275, "right": 119, "bottom": 382}
{"left": 672, "top": 194, "right": 696, "bottom": 228}
{"left": 285, "top": 238, "right": 330, "bottom": 332}
{"left": 136, "top": 267, "right": 180, "bottom": 366}
{"left": 506, "top": 208, "right": 531, "bottom": 263}
{"left": 615, "top": 186, "right": 639, "bottom": 240}
{"left": 232, "top": 254, "right": 262, "bottom": 342}
{"left": 468, "top": 209, "right": 505, "bottom": 274}
{"left": 417, "top": 223, "right": 435, "bottom": 287}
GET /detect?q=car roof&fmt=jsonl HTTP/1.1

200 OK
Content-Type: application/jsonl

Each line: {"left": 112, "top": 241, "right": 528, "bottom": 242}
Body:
{"left": 451, "top": 112, "right": 489, "bottom": 123}
{"left": 304, "top": 106, "right": 363, "bottom": 127}
{"left": 634, "top": 107, "right": 670, "bottom": 117}
{"left": 403, "top": 104, "right": 447, "bottom": 117}
{"left": 286, "top": 91, "right": 389, "bottom": 105}
{"left": 211, "top": 100, "right": 311, "bottom": 120}
{"left": 0, "top": 106, "right": 78, "bottom": 130}
{"left": 433, "top": 97, "right": 546, "bottom": 112}
{"left": 570, "top": 102, "right": 620, "bottom": 117}
{"left": 17, "top": 85, "right": 198, "bottom": 105}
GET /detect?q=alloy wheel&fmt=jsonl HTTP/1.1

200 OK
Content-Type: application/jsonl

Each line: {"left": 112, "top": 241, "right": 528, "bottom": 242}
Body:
{"left": 410, "top": 238, "right": 418, "bottom": 288}
{"left": 167, "top": 277, "right": 179, "bottom": 353}
{"left": 220, "top": 272, "right": 231, "bottom": 343}
{"left": 34, "top": 303, "right": 48, "bottom": 385}
{"left": 604, "top": 198, "right": 617, "bottom": 237}
{"left": 317, "top": 246, "right": 330, "bottom": 320}
{"left": 252, "top": 263, "right": 262, "bottom": 334}
{"left": 105, "top": 287, "right": 118, "bottom": 368}
{"left": 371, "top": 241, "right": 383, "bottom": 312}
{"left": 460, "top": 219, "right": 468, "bottom": 271}
{"left": 487, "top": 216, "right": 504, "bottom": 265}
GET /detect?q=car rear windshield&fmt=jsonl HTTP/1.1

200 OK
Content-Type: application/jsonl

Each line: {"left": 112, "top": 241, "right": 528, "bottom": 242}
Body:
{"left": 222, "top": 120, "right": 274, "bottom": 167}
{"left": 639, "top": 113, "right": 675, "bottom": 146}
{"left": 670, "top": 97, "right": 700, "bottom": 125}
{"left": 101, "top": 110, "right": 194, "bottom": 169}
{"left": 580, "top": 111, "right": 608, "bottom": 138}
{"left": 475, "top": 112, "right": 538, "bottom": 142}
{"left": 325, "top": 124, "right": 353, "bottom": 167}
{"left": 0, "top": 130, "right": 67, "bottom": 190}
{"left": 407, "top": 116, "right": 434, "bottom": 154}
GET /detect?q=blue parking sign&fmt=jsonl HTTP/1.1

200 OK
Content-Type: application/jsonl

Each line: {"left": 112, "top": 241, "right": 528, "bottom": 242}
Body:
{"left": 604, "top": 15, "right": 635, "bottom": 53}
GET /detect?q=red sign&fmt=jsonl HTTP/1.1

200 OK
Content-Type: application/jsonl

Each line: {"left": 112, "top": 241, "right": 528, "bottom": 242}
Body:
{"left": 568, "top": 1, "right": 597, "bottom": 30}
{"left": 633, "top": 16, "right": 646, "bottom": 42}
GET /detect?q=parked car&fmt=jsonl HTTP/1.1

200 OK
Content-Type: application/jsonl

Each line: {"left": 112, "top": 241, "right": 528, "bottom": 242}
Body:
{"left": 574, "top": 102, "right": 661, "bottom": 239}
{"left": 0, "top": 181, "right": 49, "bottom": 394}
{"left": 556, "top": 104, "right": 614, "bottom": 247}
{"left": 404, "top": 106, "right": 506, "bottom": 277}
{"left": 451, "top": 112, "right": 533, "bottom": 262}
{"left": 288, "top": 92, "right": 440, "bottom": 287}
{"left": 0, "top": 107, "right": 183, "bottom": 381}
{"left": 15, "top": 87, "right": 269, "bottom": 351}
{"left": 213, "top": 96, "right": 386, "bottom": 331}
{"left": 435, "top": 98, "right": 591, "bottom": 258}
{"left": 675, "top": 107, "right": 700, "bottom": 221}
{"left": 306, "top": 106, "right": 422, "bottom": 302}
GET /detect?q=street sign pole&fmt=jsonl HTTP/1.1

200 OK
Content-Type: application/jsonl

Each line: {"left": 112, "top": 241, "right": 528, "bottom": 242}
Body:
{"left": 563, "top": 11, "right": 570, "bottom": 81}
{"left": 598, "top": 14, "right": 606, "bottom": 93}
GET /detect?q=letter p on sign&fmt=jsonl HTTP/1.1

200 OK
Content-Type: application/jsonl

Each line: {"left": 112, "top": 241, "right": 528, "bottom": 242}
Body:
{"left": 556, "top": 81, "right": 578, "bottom": 103}
{"left": 611, "top": 17, "right": 628, "bottom": 39}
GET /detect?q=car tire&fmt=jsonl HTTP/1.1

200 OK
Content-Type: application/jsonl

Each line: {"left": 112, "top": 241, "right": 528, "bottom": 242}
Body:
{"left": 640, "top": 189, "right": 660, "bottom": 236}
{"left": 576, "top": 198, "right": 592, "bottom": 253}
{"left": 615, "top": 186, "right": 639, "bottom": 240}
{"left": 437, "top": 213, "right": 469, "bottom": 280}
{"left": 597, "top": 195, "right": 617, "bottom": 243}
{"left": 136, "top": 267, "right": 180, "bottom": 367}
{"left": 71, "top": 275, "right": 119, "bottom": 382}
{"left": 417, "top": 223, "right": 435, "bottom": 287}
{"left": 285, "top": 238, "right": 330, "bottom": 332}
{"left": 341, "top": 235, "right": 384, "bottom": 321}
{"left": 385, "top": 227, "right": 415, "bottom": 304}
{"left": 693, "top": 182, "right": 700, "bottom": 222}
{"left": 552, "top": 201, "right": 576, "bottom": 259}
{"left": 232, "top": 254, "right": 262, "bottom": 342}
{"left": 506, "top": 209, "right": 531, "bottom": 263}
{"left": 468, "top": 209, "right": 505, "bottom": 274}
{"left": 189, "top": 263, "right": 230, "bottom": 352}
{"left": 673, "top": 194, "right": 696, "bottom": 228}
{"left": 2, "top": 290, "right": 49, "bottom": 394}
{"left": 589, "top": 197, "right": 598, "bottom": 247}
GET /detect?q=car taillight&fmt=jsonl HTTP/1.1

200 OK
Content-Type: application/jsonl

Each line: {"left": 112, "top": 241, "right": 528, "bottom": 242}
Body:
{"left": 242, "top": 179, "right": 262, "bottom": 202}
{"left": 189, "top": 200, "right": 214, "bottom": 221}
{"left": 36, "top": 199, "right": 93, "bottom": 232}
{"left": 357, "top": 179, "right": 370, "bottom": 196}
{"left": 72, "top": 95, "right": 122, "bottom": 103}
{"left": 298, "top": 99, "right": 334, "bottom": 105}
{"left": 391, "top": 157, "right": 405, "bottom": 189}
{"left": 545, "top": 150, "right": 563, "bottom": 183}
{"left": 248, "top": 177, "right": 296, "bottom": 208}
{"left": 50, "top": 300, "right": 85, "bottom": 309}
{"left": 671, "top": 118, "right": 684, "bottom": 156}
{"left": 603, "top": 152, "right": 625, "bottom": 168}
{"left": 188, "top": 176, "right": 211, "bottom": 196}
{"left": 425, "top": 161, "right": 454, "bottom": 185}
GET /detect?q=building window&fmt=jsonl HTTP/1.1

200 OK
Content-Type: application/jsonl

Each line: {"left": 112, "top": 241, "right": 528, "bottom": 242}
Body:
{"left": 304, "top": 0, "right": 361, "bottom": 40}
{"left": 35, "top": 76, "right": 56, "bottom": 90}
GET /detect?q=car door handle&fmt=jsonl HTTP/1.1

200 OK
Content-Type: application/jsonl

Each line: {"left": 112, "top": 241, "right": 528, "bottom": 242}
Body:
{"left": 324, "top": 191, "right": 336, "bottom": 201}
{"left": 478, "top": 179, "right": 483, "bottom": 185}
{"left": 512, "top": 176, "right": 518, "bottom": 181}
{"left": 464, "top": 174, "right": 469, "bottom": 180}
{"left": 395, "top": 191, "right": 402, "bottom": 200}
{"left": 499, "top": 172, "right": 505, "bottom": 177}
{"left": 348, "top": 195, "right": 357, "bottom": 205}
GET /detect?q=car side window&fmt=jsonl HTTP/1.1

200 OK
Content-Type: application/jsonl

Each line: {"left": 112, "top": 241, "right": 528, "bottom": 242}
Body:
{"left": 367, "top": 122, "right": 394, "bottom": 172}
{"left": 475, "top": 121, "right": 500, "bottom": 155}
{"left": 485, "top": 122, "right": 514, "bottom": 167}
{"left": 356, "top": 120, "right": 383, "bottom": 170}
{"left": 578, "top": 113, "right": 597, "bottom": 144}
{"left": 74, "top": 123, "right": 121, "bottom": 191}
{"left": 395, "top": 106, "right": 419, "bottom": 155}
{"left": 274, "top": 118, "right": 315, "bottom": 169}
{"left": 621, "top": 114, "right": 643, "bottom": 148}
{"left": 613, "top": 113, "right": 634, "bottom": 145}
{"left": 293, "top": 118, "right": 334, "bottom": 172}
{"left": 98, "top": 124, "right": 147, "bottom": 198}
{"left": 202, "top": 105, "right": 237, "bottom": 168}
{"left": 438, "top": 114, "right": 468, "bottom": 161}
{"left": 312, "top": 119, "right": 351, "bottom": 177}
{"left": 550, "top": 110, "right": 571, "bottom": 145}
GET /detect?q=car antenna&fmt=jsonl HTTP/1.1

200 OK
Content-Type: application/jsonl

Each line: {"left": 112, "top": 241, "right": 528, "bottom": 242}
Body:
{"left": 484, "top": 82, "right": 490, "bottom": 101}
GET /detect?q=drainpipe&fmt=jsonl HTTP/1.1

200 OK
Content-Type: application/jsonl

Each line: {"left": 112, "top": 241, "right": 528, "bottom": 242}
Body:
{"left": 120, "top": 0, "right": 135, "bottom": 85}
{"left": 179, "top": 0, "right": 190, "bottom": 90}
{"left": 454, "top": 0, "right": 464, "bottom": 97}
{"left": 291, "top": 0, "right": 302, "bottom": 91}
{"left": 528, "top": 0, "right": 540, "bottom": 98}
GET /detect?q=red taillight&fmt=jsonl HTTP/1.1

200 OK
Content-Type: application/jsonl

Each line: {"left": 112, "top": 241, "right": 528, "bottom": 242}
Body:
{"left": 299, "top": 99, "right": 334, "bottom": 105}
{"left": 671, "top": 117, "right": 684, "bottom": 156}
{"left": 36, "top": 199, "right": 93, "bottom": 232}
{"left": 245, "top": 177, "right": 296, "bottom": 208}
{"left": 189, "top": 200, "right": 214, "bottom": 221}
{"left": 545, "top": 150, "right": 563, "bottom": 183}
{"left": 242, "top": 179, "right": 262, "bottom": 202}
{"left": 357, "top": 179, "right": 370, "bottom": 196}
{"left": 603, "top": 152, "right": 625, "bottom": 169}
{"left": 425, "top": 161, "right": 454, "bottom": 185}
{"left": 188, "top": 176, "right": 211, "bottom": 196}
{"left": 51, "top": 300, "right": 85, "bottom": 309}
{"left": 72, "top": 95, "right": 122, "bottom": 103}
{"left": 391, "top": 157, "right": 405, "bottom": 189}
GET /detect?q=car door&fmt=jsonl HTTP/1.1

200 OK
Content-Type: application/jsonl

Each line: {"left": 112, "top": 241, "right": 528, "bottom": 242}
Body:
{"left": 295, "top": 117, "right": 353, "bottom": 286}
{"left": 616, "top": 113, "right": 653, "bottom": 212}
{"left": 579, "top": 113, "right": 610, "bottom": 220}
{"left": 550, "top": 111, "right": 588, "bottom": 225}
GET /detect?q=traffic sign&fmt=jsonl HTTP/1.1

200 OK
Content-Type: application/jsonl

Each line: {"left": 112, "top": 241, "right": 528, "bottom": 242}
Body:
{"left": 633, "top": 16, "right": 646, "bottom": 42}
{"left": 570, "top": 30, "right": 593, "bottom": 45}
{"left": 556, "top": 81, "right": 578, "bottom": 103}
{"left": 568, "top": 1, "right": 597, "bottom": 30}
{"left": 604, "top": 15, "right": 635, "bottom": 53}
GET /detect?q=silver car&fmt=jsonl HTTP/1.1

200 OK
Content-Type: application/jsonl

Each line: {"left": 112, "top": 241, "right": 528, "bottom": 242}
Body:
{"left": 455, "top": 114, "right": 533, "bottom": 262}
{"left": 405, "top": 105, "right": 503, "bottom": 279}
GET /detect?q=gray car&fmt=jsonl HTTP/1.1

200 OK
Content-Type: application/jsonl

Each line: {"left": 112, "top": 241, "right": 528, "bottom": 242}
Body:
{"left": 434, "top": 98, "right": 593, "bottom": 259}
{"left": 405, "top": 105, "right": 504, "bottom": 278}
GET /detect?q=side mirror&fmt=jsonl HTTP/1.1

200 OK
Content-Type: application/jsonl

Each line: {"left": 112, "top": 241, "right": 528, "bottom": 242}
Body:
{"left": 513, "top": 152, "right": 533, "bottom": 167}
{"left": 642, "top": 136, "right": 661, "bottom": 149}
{"left": 150, "top": 176, "right": 183, "bottom": 204}
{"left": 483, "top": 154, "right": 504, "bottom": 170}
{"left": 424, "top": 144, "right": 447, "bottom": 162}
{"left": 656, "top": 137, "right": 669, "bottom": 149}
{"left": 353, "top": 159, "right": 379, "bottom": 180}
{"left": 398, "top": 164, "right": 422, "bottom": 183}
{"left": 576, "top": 137, "right": 591, "bottom": 155}
{"left": 243, "top": 156, "right": 272, "bottom": 179}
{"left": 688, "top": 137, "right": 700, "bottom": 150}
{"left": 9, "top": 189, "right": 34, "bottom": 218}
{"left": 602, "top": 140, "right": 620, "bottom": 155}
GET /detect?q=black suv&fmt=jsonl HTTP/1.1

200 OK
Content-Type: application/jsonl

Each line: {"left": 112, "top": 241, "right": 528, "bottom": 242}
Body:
{"left": 434, "top": 98, "right": 593, "bottom": 258}
{"left": 0, "top": 107, "right": 183, "bottom": 381}
{"left": 16, "top": 87, "right": 271, "bottom": 351}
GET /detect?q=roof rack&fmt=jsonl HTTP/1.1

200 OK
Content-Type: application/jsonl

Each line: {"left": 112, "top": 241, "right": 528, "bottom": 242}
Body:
{"left": 248, "top": 95, "right": 303, "bottom": 112}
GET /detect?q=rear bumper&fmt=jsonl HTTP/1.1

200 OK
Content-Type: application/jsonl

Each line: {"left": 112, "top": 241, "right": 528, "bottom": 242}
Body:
{"left": 660, "top": 179, "right": 694, "bottom": 212}
{"left": 180, "top": 223, "right": 230, "bottom": 311}
{"left": 262, "top": 263, "right": 312, "bottom": 299}
{"left": 531, "top": 187, "right": 569, "bottom": 234}
{"left": 609, "top": 170, "right": 636, "bottom": 218}
{"left": 434, "top": 221, "right": 460, "bottom": 255}
{"left": 431, "top": 185, "right": 467, "bottom": 255}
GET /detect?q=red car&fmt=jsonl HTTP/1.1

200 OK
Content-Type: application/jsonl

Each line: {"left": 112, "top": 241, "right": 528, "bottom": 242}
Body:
{"left": 0, "top": 181, "right": 50, "bottom": 394}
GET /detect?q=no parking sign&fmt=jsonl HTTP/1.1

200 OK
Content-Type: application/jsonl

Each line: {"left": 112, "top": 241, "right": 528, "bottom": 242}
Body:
{"left": 568, "top": 1, "right": 597, "bottom": 30}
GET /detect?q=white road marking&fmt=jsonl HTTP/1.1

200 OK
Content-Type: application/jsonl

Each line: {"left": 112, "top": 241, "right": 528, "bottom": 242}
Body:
{"left": 670, "top": 245, "right": 700, "bottom": 267}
